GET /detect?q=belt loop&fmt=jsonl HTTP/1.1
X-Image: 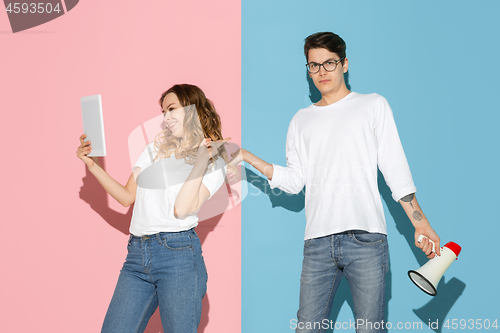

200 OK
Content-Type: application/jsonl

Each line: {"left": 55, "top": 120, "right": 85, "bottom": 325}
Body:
{"left": 128, "top": 235, "right": 132, "bottom": 246}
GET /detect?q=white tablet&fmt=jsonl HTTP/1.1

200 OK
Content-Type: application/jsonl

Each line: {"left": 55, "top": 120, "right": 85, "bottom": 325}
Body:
{"left": 81, "top": 94, "right": 106, "bottom": 156}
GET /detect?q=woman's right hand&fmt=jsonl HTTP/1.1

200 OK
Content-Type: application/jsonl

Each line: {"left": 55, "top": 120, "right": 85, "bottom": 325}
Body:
{"left": 77, "top": 134, "right": 95, "bottom": 168}
{"left": 197, "top": 137, "right": 231, "bottom": 164}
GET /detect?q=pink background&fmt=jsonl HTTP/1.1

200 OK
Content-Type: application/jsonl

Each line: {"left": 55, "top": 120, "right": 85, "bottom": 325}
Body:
{"left": 0, "top": 0, "right": 241, "bottom": 332}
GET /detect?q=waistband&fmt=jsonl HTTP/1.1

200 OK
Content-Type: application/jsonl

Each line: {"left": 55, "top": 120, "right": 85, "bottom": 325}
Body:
{"left": 129, "top": 228, "right": 197, "bottom": 242}
{"left": 335, "top": 229, "right": 382, "bottom": 235}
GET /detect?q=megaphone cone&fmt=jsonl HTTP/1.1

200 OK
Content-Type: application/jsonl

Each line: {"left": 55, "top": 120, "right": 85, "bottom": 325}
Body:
{"left": 408, "top": 241, "right": 461, "bottom": 296}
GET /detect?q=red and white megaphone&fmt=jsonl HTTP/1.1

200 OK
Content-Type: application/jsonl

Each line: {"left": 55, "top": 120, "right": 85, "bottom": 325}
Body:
{"left": 408, "top": 235, "right": 462, "bottom": 296}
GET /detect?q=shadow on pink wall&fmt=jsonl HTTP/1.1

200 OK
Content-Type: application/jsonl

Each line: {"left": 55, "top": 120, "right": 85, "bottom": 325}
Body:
{"left": 79, "top": 157, "right": 225, "bottom": 333}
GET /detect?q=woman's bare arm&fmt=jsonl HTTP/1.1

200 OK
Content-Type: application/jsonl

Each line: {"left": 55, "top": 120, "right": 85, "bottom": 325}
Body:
{"left": 77, "top": 134, "right": 138, "bottom": 207}
{"left": 174, "top": 138, "right": 228, "bottom": 219}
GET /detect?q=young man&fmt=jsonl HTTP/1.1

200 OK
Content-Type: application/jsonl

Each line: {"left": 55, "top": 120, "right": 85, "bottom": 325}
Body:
{"left": 233, "top": 32, "right": 440, "bottom": 333}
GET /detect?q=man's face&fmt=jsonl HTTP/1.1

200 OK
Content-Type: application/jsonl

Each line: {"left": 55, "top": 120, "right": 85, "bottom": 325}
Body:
{"left": 307, "top": 48, "right": 348, "bottom": 96}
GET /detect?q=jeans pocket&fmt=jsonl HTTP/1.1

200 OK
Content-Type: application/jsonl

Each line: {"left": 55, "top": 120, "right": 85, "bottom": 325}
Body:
{"left": 163, "top": 234, "right": 193, "bottom": 250}
{"left": 351, "top": 231, "right": 385, "bottom": 245}
{"left": 304, "top": 238, "right": 313, "bottom": 248}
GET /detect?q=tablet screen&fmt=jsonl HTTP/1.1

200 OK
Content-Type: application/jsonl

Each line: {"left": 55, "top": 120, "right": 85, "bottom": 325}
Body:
{"left": 81, "top": 94, "right": 106, "bottom": 157}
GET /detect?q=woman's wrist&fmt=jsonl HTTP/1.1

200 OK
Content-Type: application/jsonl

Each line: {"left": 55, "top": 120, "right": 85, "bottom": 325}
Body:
{"left": 85, "top": 159, "right": 98, "bottom": 172}
{"left": 195, "top": 153, "right": 211, "bottom": 165}
{"left": 194, "top": 155, "right": 212, "bottom": 171}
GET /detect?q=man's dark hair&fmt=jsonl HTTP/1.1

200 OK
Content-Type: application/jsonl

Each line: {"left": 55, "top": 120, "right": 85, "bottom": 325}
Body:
{"left": 304, "top": 32, "right": 346, "bottom": 64}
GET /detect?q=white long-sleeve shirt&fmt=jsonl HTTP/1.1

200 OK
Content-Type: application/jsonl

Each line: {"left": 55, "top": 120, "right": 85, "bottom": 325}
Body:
{"left": 269, "top": 92, "right": 416, "bottom": 240}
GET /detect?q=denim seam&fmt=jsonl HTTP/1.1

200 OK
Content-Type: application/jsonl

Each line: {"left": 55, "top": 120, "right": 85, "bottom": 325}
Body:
{"left": 191, "top": 245, "right": 197, "bottom": 333}
{"left": 140, "top": 241, "right": 153, "bottom": 276}
{"left": 380, "top": 239, "right": 387, "bottom": 326}
{"left": 133, "top": 291, "right": 157, "bottom": 333}
{"left": 332, "top": 234, "right": 341, "bottom": 264}
{"left": 318, "top": 236, "right": 339, "bottom": 331}
{"left": 320, "top": 269, "right": 340, "bottom": 332}
{"left": 140, "top": 240, "right": 147, "bottom": 274}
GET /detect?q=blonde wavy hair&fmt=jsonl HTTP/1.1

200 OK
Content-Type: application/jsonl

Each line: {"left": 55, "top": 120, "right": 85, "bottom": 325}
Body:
{"left": 153, "top": 84, "right": 235, "bottom": 177}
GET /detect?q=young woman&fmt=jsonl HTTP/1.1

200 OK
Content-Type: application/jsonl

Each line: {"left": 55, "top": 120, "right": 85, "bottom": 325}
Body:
{"left": 76, "top": 84, "right": 231, "bottom": 333}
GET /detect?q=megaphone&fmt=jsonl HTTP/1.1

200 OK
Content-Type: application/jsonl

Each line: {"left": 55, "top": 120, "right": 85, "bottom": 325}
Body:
{"left": 408, "top": 235, "right": 462, "bottom": 296}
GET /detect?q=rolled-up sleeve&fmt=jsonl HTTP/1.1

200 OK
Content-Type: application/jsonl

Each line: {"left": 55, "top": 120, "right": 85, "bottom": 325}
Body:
{"left": 374, "top": 96, "right": 417, "bottom": 201}
{"left": 202, "top": 158, "right": 227, "bottom": 199}
{"left": 133, "top": 142, "right": 155, "bottom": 172}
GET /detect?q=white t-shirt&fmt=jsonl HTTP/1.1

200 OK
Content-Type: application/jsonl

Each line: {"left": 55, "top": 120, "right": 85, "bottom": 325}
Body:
{"left": 269, "top": 92, "right": 416, "bottom": 240}
{"left": 130, "top": 142, "right": 226, "bottom": 236}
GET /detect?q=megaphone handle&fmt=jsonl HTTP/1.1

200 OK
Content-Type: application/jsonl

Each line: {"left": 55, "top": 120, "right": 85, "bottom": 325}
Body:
{"left": 417, "top": 234, "right": 436, "bottom": 253}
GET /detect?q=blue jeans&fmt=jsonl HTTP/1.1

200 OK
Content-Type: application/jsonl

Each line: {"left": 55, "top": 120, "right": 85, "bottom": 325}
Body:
{"left": 296, "top": 230, "right": 389, "bottom": 333}
{"left": 101, "top": 229, "right": 208, "bottom": 333}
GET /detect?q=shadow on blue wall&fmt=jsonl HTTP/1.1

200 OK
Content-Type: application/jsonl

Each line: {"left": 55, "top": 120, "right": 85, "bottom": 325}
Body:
{"left": 321, "top": 172, "right": 466, "bottom": 333}
{"left": 378, "top": 170, "right": 466, "bottom": 333}
{"left": 244, "top": 168, "right": 305, "bottom": 211}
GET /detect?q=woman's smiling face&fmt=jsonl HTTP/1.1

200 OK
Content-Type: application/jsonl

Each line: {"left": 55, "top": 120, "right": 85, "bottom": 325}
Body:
{"left": 162, "top": 93, "right": 186, "bottom": 139}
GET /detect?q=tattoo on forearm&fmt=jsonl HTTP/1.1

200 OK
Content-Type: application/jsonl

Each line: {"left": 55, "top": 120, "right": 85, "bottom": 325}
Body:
{"left": 412, "top": 210, "right": 423, "bottom": 221}
{"left": 401, "top": 193, "right": 415, "bottom": 209}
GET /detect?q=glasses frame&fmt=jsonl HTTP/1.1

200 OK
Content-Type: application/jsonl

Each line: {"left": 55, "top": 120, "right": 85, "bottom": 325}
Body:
{"left": 306, "top": 56, "right": 346, "bottom": 74}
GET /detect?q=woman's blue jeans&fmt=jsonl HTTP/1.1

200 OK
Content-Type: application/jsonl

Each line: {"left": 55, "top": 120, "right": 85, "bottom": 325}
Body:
{"left": 296, "top": 230, "right": 389, "bottom": 333}
{"left": 101, "top": 229, "right": 208, "bottom": 333}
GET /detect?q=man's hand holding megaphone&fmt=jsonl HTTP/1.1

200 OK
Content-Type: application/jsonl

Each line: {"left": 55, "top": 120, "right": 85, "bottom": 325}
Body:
{"left": 399, "top": 193, "right": 441, "bottom": 258}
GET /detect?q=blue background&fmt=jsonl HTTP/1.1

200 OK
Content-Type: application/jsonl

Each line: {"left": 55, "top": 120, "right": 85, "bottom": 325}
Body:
{"left": 242, "top": 0, "right": 500, "bottom": 331}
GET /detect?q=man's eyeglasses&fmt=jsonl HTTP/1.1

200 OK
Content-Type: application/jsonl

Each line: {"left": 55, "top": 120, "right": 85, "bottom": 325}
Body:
{"left": 306, "top": 57, "right": 345, "bottom": 74}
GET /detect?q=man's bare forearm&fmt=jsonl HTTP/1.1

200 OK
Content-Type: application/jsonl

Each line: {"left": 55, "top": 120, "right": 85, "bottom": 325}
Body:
{"left": 399, "top": 193, "right": 441, "bottom": 256}
{"left": 400, "top": 193, "right": 428, "bottom": 228}
{"left": 243, "top": 149, "right": 274, "bottom": 180}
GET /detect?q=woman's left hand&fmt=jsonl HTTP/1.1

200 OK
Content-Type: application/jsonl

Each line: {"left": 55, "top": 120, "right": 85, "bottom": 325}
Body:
{"left": 197, "top": 137, "right": 230, "bottom": 163}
